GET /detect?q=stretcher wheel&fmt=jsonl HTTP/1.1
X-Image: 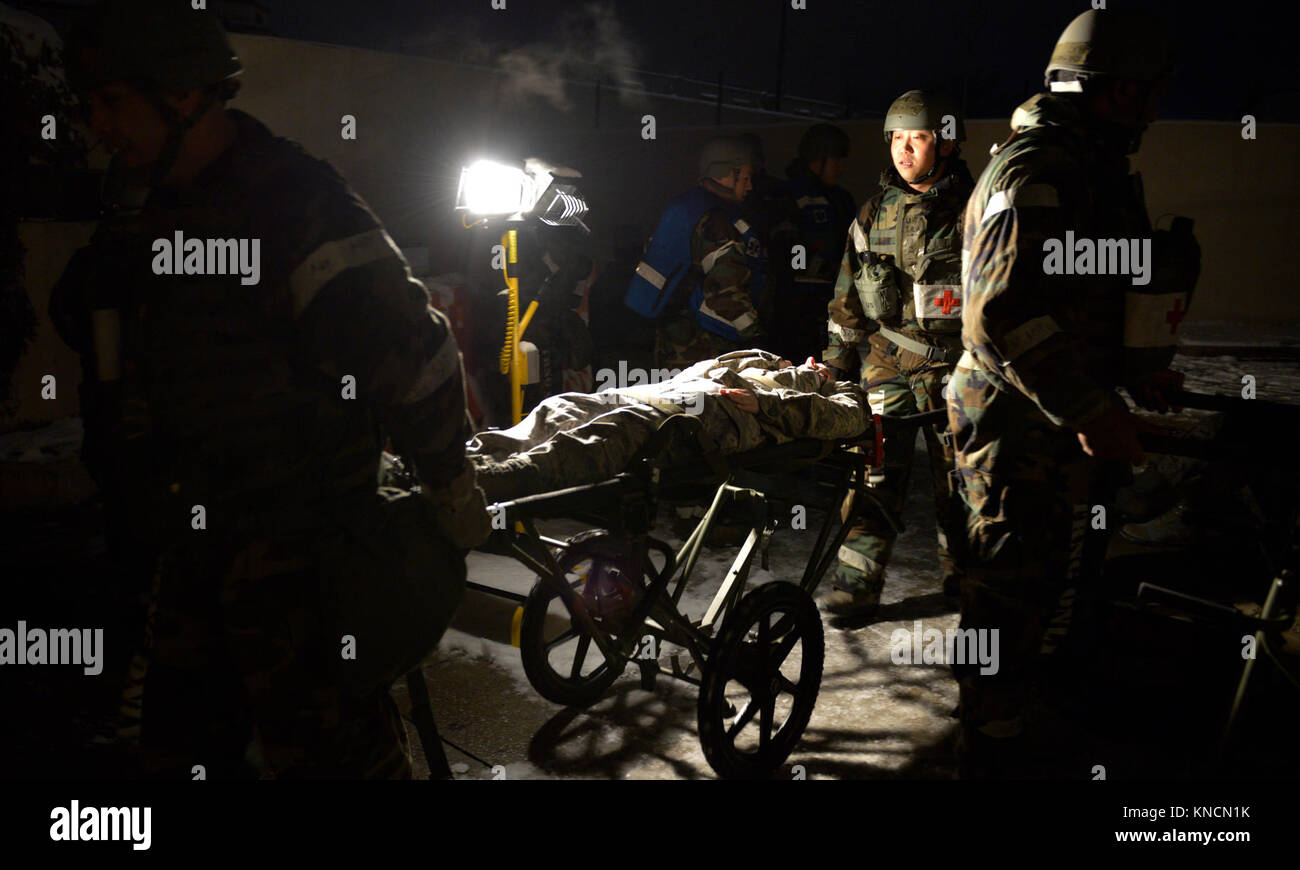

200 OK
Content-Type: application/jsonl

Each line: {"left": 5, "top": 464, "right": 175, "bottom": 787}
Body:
{"left": 519, "top": 530, "right": 639, "bottom": 707}
{"left": 697, "top": 581, "right": 824, "bottom": 779}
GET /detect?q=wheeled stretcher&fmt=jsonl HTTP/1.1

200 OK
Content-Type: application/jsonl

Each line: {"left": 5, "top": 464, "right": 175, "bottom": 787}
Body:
{"left": 1116, "top": 390, "right": 1300, "bottom": 756}
{"left": 472, "top": 408, "right": 947, "bottom": 779}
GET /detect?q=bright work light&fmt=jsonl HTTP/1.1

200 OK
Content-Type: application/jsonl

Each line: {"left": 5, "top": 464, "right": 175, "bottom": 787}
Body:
{"left": 455, "top": 160, "right": 537, "bottom": 217}
{"left": 455, "top": 157, "right": 589, "bottom": 230}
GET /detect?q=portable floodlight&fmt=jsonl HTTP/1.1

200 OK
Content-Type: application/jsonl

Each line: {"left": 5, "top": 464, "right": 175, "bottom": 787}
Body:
{"left": 455, "top": 156, "right": 591, "bottom": 423}
{"left": 455, "top": 160, "right": 537, "bottom": 217}
{"left": 533, "top": 183, "right": 589, "bottom": 230}
{"left": 455, "top": 157, "right": 589, "bottom": 230}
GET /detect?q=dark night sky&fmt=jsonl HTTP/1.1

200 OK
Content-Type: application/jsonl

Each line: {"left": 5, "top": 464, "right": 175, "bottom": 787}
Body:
{"left": 252, "top": 0, "right": 1294, "bottom": 122}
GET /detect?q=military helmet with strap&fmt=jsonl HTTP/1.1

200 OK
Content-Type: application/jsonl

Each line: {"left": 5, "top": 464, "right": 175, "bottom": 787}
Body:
{"left": 1045, "top": 8, "right": 1172, "bottom": 91}
{"left": 698, "top": 136, "right": 760, "bottom": 181}
{"left": 883, "top": 90, "right": 964, "bottom": 184}
{"left": 65, "top": 0, "right": 243, "bottom": 184}
{"left": 797, "top": 123, "right": 851, "bottom": 165}
{"left": 883, "top": 90, "right": 965, "bottom": 144}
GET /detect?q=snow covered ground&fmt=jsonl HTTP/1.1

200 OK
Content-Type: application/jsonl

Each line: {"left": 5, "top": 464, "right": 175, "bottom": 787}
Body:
{"left": 1172, "top": 351, "right": 1300, "bottom": 399}
{"left": 412, "top": 351, "right": 1300, "bottom": 779}
{"left": 3, "top": 349, "right": 1289, "bottom": 777}
{"left": 417, "top": 444, "right": 963, "bottom": 779}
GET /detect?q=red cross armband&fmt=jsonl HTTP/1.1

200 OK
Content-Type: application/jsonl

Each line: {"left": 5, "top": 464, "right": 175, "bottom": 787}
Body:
{"left": 1124, "top": 218, "right": 1200, "bottom": 379}
{"left": 913, "top": 283, "right": 963, "bottom": 330}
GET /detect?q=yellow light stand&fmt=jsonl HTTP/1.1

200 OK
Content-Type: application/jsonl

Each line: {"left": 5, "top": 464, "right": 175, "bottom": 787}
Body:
{"left": 498, "top": 228, "right": 539, "bottom": 425}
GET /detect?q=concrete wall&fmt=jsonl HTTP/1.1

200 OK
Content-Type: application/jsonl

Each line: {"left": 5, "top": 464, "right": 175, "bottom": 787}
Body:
{"left": 228, "top": 33, "right": 1300, "bottom": 328}
{"left": 6, "top": 34, "right": 1298, "bottom": 429}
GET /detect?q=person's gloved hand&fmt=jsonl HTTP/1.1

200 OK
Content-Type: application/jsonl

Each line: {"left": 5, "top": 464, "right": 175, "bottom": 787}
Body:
{"left": 1127, "top": 368, "right": 1185, "bottom": 413}
{"left": 422, "top": 464, "right": 492, "bottom": 550}
{"left": 1076, "top": 405, "right": 1145, "bottom": 464}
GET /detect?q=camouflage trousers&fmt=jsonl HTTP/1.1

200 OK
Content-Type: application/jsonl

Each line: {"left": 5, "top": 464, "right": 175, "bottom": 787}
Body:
{"left": 655, "top": 313, "right": 744, "bottom": 371}
{"left": 946, "top": 356, "right": 1124, "bottom": 733}
{"left": 134, "top": 532, "right": 412, "bottom": 778}
{"left": 834, "top": 333, "right": 963, "bottom": 593}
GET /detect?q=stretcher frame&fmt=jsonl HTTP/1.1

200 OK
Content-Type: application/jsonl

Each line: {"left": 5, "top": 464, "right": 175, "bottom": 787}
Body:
{"left": 473, "top": 409, "right": 947, "bottom": 778}
{"left": 1120, "top": 390, "right": 1300, "bottom": 758}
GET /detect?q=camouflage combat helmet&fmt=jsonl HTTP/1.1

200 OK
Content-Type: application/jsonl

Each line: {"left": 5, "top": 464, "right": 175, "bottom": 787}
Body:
{"left": 883, "top": 90, "right": 965, "bottom": 143}
{"left": 65, "top": 0, "right": 244, "bottom": 187}
{"left": 699, "top": 136, "right": 759, "bottom": 180}
{"left": 65, "top": 0, "right": 243, "bottom": 95}
{"left": 1045, "top": 9, "right": 1172, "bottom": 90}
{"left": 797, "top": 123, "right": 850, "bottom": 165}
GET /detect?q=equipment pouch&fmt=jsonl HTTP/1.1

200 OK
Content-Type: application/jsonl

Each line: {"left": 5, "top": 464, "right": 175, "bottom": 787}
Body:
{"left": 319, "top": 487, "right": 467, "bottom": 699}
{"left": 856, "top": 253, "right": 901, "bottom": 319}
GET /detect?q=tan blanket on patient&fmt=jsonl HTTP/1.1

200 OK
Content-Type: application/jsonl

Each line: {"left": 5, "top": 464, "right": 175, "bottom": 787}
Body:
{"left": 467, "top": 350, "right": 870, "bottom": 501}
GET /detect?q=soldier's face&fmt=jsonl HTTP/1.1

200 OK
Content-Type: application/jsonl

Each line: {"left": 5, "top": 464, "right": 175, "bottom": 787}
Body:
{"left": 86, "top": 82, "right": 208, "bottom": 173}
{"left": 1112, "top": 79, "right": 1161, "bottom": 128}
{"left": 891, "top": 130, "right": 953, "bottom": 185}
{"left": 814, "top": 156, "right": 848, "bottom": 187}
{"left": 86, "top": 82, "right": 175, "bottom": 168}
{"left": 716, "top": 166, "right": 755, "bottom": 202}
{"left": 733, "top": 166, "right": 755, "bottom": 200}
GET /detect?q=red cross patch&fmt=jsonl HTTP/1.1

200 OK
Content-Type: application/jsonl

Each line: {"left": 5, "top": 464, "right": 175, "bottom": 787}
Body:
{"left": 933, "top": 289, "right": 961, "bottom": 315}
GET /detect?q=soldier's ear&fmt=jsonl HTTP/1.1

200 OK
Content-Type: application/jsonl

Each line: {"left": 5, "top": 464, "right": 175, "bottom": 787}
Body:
{"left": 939, "top": 140, "right": 956, "bottom": 158}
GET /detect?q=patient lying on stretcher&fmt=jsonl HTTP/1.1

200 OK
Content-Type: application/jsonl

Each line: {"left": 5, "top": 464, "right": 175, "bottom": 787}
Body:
{"left": 468, "top": 349, "right": 871, "bottom": 502}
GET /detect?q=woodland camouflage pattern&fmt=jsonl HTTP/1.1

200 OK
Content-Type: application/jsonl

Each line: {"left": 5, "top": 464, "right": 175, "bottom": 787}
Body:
{"left": 824, "top": 160, "right": 973, "bottom": 373}
{"left": 824, "top": 159, "right": 973, "bottom": 593}
{"left": 947, "top": 92, "right": 1185, "bottom": 732}
{"left": 655, "top": 179, "right": 765, "bottom": 370}
{"left": 469, "top": 349, "right": 870, "bottom": 501}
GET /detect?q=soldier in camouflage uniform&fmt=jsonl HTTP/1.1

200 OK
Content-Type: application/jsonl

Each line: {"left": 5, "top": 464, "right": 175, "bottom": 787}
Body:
{"left": 772, "top": 124, "right": 855, "bottom": 365}
{"left": 819, "top": 92, "right": 973, "bottom": 617}
{"left": 947, "top": 9, "right": 1195, "bottom": 775}
{"left": 654, "top": 138, "right": 767, "bottom": 370}
{"left": 55, "top": 0, "right": 489, "bottom": 778}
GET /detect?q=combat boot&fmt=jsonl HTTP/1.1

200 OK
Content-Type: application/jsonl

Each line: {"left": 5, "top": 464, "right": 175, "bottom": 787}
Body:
{"left": 817, "top": 573, "right": 884, "bottom": 618}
